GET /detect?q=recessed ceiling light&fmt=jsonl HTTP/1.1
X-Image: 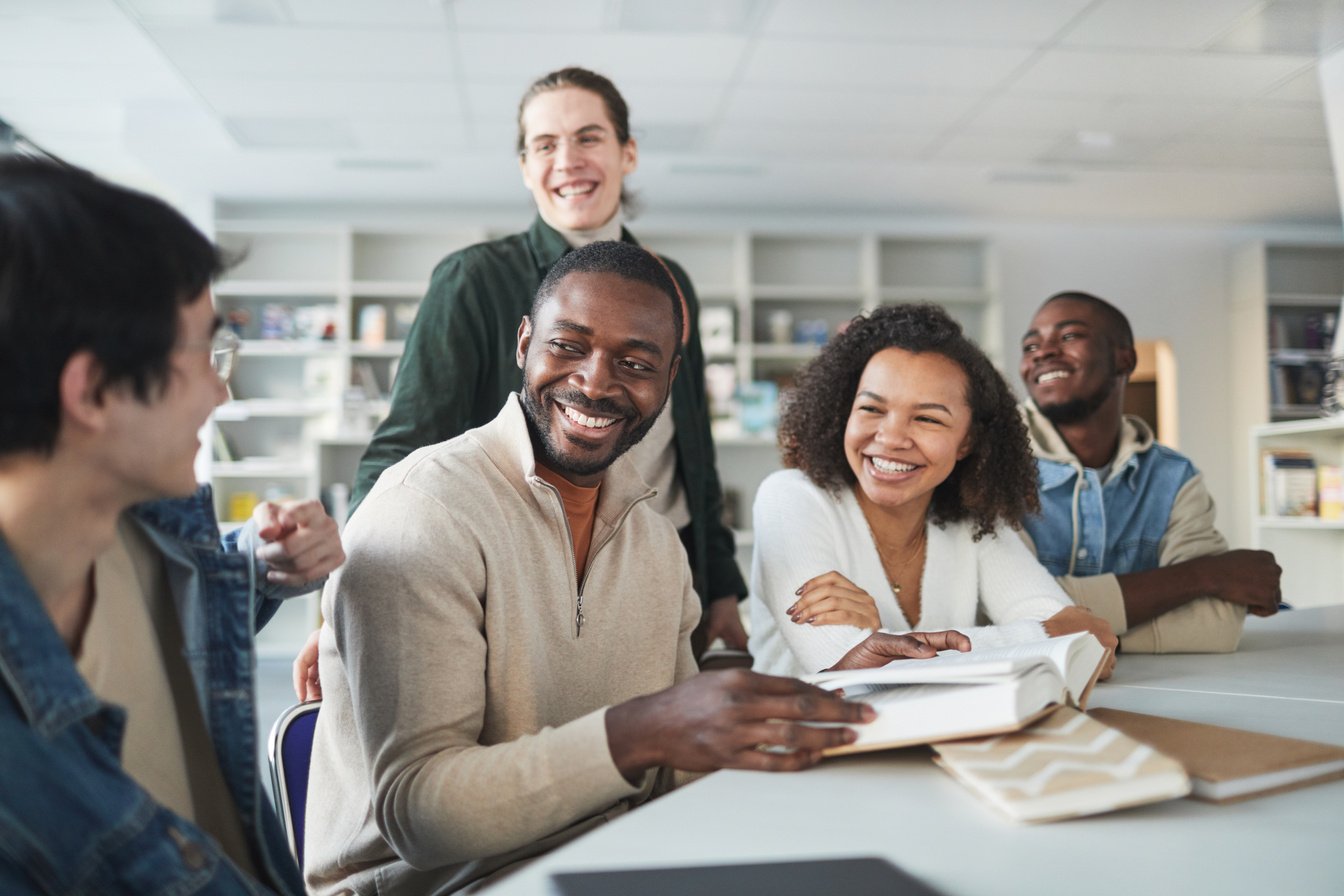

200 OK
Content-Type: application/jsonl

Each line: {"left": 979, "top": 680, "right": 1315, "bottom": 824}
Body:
{"left": 1076, "top": 131, "right": 1116, "bottom": 150}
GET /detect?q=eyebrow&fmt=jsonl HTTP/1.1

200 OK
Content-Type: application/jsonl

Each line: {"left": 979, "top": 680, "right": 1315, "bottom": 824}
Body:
{"left": 527, "top": 124, "right": 609, "bottom": 143}
{"left": 1021, "top": 318, "right": 1091, "bottom": 340}
{"left": 856, "top": 390, "right": 953, "bottom": 415}
{"left": 550, "top": 319, "right": 666, "bottom": 360}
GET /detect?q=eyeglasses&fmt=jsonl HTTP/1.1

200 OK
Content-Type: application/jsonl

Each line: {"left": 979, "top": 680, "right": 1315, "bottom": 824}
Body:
{"left": 210, "top": 329, "right": 240, "bottom": 385}
{"left": 520, "top": 130, "right": 611, "bottom": 159}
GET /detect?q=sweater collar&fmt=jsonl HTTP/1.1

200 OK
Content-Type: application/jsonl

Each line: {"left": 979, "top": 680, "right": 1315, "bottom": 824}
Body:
{"left": 524, "top": 214, "right": 639, "bottom": 277}
{"left": 479, "top": 394, "right": 656, "bottom": 523}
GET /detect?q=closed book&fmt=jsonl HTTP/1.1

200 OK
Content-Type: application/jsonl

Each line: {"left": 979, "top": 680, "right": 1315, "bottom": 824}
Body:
{"left": 932, "top": 706, "right": 1190, "bottom": 823}
{"left": 552, "top": 857, "right": 943, "bottom": 896}
{"left": 804, "top": 632, "right": 1107, "bottom": 756}
{"left": 1089, "top": 709, "right": 1344, "bottom": 803}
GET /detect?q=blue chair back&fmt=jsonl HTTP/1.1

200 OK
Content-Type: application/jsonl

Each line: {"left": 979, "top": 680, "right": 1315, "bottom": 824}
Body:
{"left": 267, "top": 701, "right": 321, "bottom": 868}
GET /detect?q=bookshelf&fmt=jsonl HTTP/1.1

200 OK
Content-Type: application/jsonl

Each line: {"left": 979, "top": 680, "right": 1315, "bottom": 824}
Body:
{"left": 1249, "top": 416, "right": 1344, "bottom": 608}
{"left": 209, "top": 219, "right": 999, "bottom": 651}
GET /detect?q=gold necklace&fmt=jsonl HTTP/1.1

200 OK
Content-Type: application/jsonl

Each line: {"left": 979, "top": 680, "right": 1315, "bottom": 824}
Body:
{"left": 863, "top": 515, "right": 927, "bottom": 597}
{"left": 876, "top": 526, "right": 930, "bottom": 596}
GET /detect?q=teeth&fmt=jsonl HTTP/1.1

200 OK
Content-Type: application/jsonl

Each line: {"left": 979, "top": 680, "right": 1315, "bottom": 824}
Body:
{"left": 1038, "top": 370, "right": 1069, "bottom": 384}
{"left": 557, "top": 184, "right": 596, "bottom": 198}
{"left": 871, "top": 457, "right": 916, "bottom": 473}
{"left": 564, "top": 406, "right": 616, "bottom": 429}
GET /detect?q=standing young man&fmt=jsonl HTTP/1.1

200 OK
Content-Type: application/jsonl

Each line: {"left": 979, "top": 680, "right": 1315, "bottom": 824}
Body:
{"left": 0, "top": 158, "right": 343, "bottom": 894}
{"left": 1019, "top": 291, "right": 1282, "bottom": 652}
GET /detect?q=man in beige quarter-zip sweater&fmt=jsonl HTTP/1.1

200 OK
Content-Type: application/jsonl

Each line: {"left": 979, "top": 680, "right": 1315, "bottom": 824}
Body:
{"left": 305, "top": 241, "right": 966, "bottom": 896}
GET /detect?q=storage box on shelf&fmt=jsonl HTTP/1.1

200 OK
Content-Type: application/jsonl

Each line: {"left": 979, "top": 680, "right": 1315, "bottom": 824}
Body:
{"left": 1249, "top": 416, "right": 1344, "bottom": 608}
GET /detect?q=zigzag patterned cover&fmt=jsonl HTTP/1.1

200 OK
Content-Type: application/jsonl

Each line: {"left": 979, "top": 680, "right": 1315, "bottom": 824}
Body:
{"left": 932, "top": 706, "right": 1191, "bottom": 822}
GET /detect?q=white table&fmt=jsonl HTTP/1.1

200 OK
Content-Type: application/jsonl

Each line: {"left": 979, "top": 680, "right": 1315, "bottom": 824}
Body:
{"left": 486, "top": 607, "right": 1344, "bottom": 896}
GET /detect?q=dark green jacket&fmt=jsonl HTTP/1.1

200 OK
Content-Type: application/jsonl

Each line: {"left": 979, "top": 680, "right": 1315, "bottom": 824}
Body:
{"left": 351, "top": 216, "right": 746, "bottom": 608}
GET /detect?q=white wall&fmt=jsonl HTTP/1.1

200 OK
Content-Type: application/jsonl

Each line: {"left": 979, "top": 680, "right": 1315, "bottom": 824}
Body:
{"left": 990, "top": 223, "right": 1238, "bottom": 539}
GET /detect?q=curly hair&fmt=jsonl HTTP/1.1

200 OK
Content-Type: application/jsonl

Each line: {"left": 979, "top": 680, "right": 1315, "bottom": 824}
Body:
{"left": 779, "top": 303, "right": 1039, "bottom": 539}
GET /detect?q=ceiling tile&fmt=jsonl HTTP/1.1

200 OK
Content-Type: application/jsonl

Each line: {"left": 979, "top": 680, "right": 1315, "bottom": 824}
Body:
{"left": 706, "top": 125, "right": 930, "bottom": 160}
{"left": 1062, "top": 0, "right": 1263, "bottom": 50}
{"left": 617, "top": 0, "right": 765, "bottom": 33}
{"left": 1264, "top": 64, "right": 1325, "bottom": 100}
{"left": 1211, "top": 0, "right": 1344, "bottom": 53}
{"left": 451, "top": 0, "right": 607, "bottom": 31}
{"left": 457, "top": 32, "right": 747, "bottom": 83}
{"left": 933, "top": 132, "right": 1062, "bottom": 163}
{"left": 0, "top": 16, "right": 164, "bottom": 65}
{"left": 283, "top": 0, "right": 450, "bottom": 27}
{"left": 0, "top": 61, "right": 191, "bottom": 103}
{"left": 347, "top": 117, "right": 468, "bottom": 152}
{"left": 1150, "top": 137, "right": 1334, "bottom": 169}
{"left": 1186, "top": 101, "right": 1330, "bottom": 141}
{"left": 0, "top": 0, "right": 123, "bottom": 19}
{"left": 619, "top": 83, "right": 732, "bottom": 123}
{"left": 189, "top": 76, "right": 460, "bottom": 119}
{"left": 144, "top": 23, "right": 456, "bottom": 78}
{"left": 744, "top": 40, "right": 1037, "bottom": 90}
{"left": 721, "top": 87, "right": 982, "bottom": 130}
{"left": 763, "top": 0, "right": 1093, "bottom": 43}
{"left": 966, "top": 94, "right": 1236, "bottom": 138}
{"left": 1013, "top": 48, "right": 1315, "bottom": 98}
{"left": 225, "top": 116, "right": 357, "bottom": 150}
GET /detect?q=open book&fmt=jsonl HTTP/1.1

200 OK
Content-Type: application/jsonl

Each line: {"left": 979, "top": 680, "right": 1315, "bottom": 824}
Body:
{"left": 804, "top": 632, "right": 1108, "bottom": 756}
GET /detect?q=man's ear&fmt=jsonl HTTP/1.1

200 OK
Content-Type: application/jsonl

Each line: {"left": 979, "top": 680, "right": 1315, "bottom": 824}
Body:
{"left": 516, "top": 316, "right": 533, "bottom": 370}
{"left": 621, "top": 135, "right": 639, "bottom": 177}
{"left": 1115, "top": 344, "right": 1138, "bottom": 380}
{"left": 668, "top": 354, "right": 681, "bottom": 385}
{"left": 59, "top": 350, "right": 109, "bottom": 433}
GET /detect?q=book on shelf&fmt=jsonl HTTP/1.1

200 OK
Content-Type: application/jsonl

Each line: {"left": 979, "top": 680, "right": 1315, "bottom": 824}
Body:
{"left": 1319, "top": 465, "right": 1343, "bottom": 521}
{"left": 1090, "top": 709, "right": 1344, "bottom": 803}
{"left": 931, "top": 706, "right": 1190, "bottom": 823}
{"left": 804, "top": 632, "right": 1108, "bottom": 756}
{"left": 1260, "top": 450, "right": 1317, "bottom": 517}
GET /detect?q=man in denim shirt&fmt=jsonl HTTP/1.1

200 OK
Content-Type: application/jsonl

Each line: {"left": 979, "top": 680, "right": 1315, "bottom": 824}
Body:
{"left": 1018, "top": 291, "right": 1282, "bottom": 653}
{"left": 0, "top": 158, "right": 343, "bottom": 894}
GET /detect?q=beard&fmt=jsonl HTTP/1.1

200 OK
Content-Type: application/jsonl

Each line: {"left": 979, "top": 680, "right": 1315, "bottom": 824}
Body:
{"left": 1036, "top": 376, "right": 1117, "bottom": 426}
{"left": 520, "top": 381, "right": 666, "bottom": 479}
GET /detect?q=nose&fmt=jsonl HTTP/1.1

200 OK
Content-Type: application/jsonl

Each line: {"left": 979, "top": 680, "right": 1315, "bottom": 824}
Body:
{"left": 875, "top": 413, "right": 913, "bottom": 448}
{"left": 553, "top": 137, "right": 584, "bottom": 171}
{"left": 568, "top": 352, "right": 618, "bottom": 401}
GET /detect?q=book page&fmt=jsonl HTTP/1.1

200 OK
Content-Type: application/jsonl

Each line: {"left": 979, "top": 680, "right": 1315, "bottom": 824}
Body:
{"left": 808, "top": 632, "right": 1098, "bottom": 697}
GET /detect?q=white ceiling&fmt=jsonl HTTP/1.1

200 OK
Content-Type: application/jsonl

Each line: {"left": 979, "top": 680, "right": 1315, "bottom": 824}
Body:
{"left": 3, "top": 0, "right": 1344, "bottom": 225}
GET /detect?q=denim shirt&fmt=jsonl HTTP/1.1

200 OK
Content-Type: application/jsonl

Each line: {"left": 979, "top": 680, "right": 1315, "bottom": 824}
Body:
{"left": 1021, "top": 407, "right": 1199, "bottom": 579}
{"left": 0, "top": 485, "right": 304, "bottom": 895}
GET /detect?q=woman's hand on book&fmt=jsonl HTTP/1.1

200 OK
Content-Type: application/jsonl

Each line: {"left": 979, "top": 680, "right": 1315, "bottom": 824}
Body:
{"left": 1043, "top": 607, "right": 1118, "bottom": 679}
{"left": 788, "top": 571, "right": 881, "bottom": 630}
{"left": 827, "top": 630, "right": 972, "bottom": 671}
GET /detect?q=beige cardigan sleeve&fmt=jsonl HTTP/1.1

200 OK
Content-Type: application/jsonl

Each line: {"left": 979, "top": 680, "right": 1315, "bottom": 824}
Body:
{"left": 1025, "top": 473, "right": 1245, "bottom": 654}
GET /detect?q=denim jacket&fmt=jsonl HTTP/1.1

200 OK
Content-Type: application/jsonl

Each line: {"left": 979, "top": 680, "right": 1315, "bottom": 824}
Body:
{"left": 1020, "top": 404, "right": 1198, "bottom": 578}
{"left": 0, "top": 485, "right": 304, "bottom": 895}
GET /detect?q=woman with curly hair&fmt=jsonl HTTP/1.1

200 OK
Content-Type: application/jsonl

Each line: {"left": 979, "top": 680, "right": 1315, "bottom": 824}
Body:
{"left": 748, "top": 304, "right": 1116, "bottom": 677}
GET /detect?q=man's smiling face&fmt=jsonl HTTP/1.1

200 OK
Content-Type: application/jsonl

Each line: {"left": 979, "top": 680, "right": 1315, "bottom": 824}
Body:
{"left": 1020, "top": 297, "right": 1131, "bottom": 426}
{"left": 516, "top": 270, "right": 679, "bottom": 486}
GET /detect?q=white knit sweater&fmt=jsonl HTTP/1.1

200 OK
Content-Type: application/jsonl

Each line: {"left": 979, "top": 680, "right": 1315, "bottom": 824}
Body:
{"left": 748, "top": 469, "right": 1072, "bottom": 677}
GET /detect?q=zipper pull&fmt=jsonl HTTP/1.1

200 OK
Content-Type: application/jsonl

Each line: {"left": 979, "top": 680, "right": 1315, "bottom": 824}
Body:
{"left": 576, "top": 594, "right": 585, "bottom": 637}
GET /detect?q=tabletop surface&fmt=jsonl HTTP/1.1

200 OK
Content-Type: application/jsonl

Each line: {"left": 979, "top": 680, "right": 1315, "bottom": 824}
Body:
{"left": 484, "top": 606, "right": 1344, "bottom": 896}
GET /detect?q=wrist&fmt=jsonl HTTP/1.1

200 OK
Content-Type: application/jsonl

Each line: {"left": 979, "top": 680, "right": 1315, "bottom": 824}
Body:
{"left": 605, "top": 695, "right": 662, "bottom": 783}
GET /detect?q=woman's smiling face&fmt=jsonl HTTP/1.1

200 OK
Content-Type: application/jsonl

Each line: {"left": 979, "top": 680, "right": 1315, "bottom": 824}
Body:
{"left": 843, "top": 346, "right": 973, "bottom": 515}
